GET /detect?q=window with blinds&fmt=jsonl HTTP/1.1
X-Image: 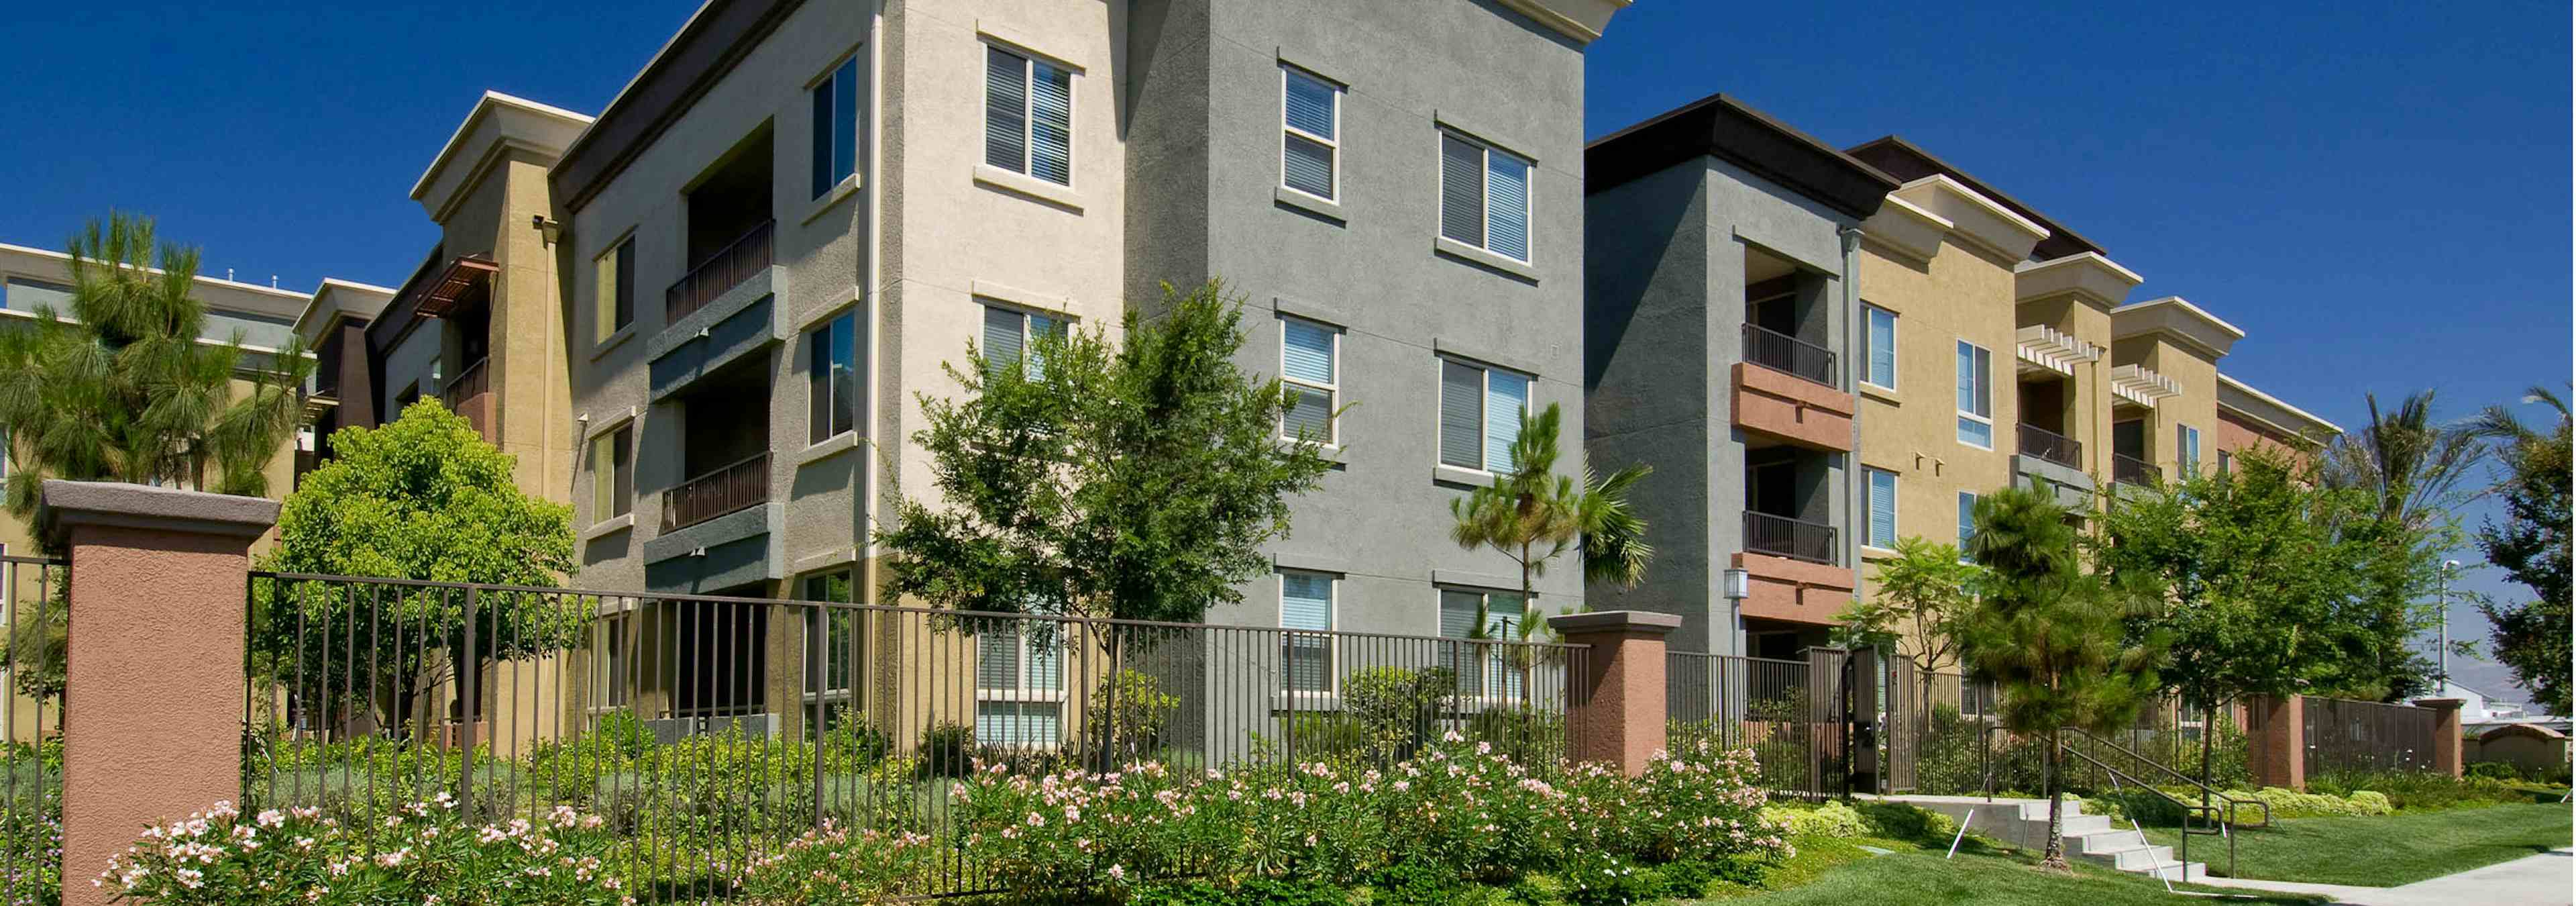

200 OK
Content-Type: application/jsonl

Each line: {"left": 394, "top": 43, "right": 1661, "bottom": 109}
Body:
{"left": 1281, "top": 66, "right": 1340, "bottom": 201}
{"left": 984, "top": 45, "right": 1073, "bottom": 187}
{"left": 975, "top": 617, "right": 1064, "bottom": 750}
{"left": 1955, "top": 340, "right": 1993, "bottom": 448}
{"left": 1439, "top": 589, "right": 1527, "bottom": 700}
{"left": 1440, "top": 358, "right": 1531, "bottom": 472}
{"left": 590, "top": 425, "right": 632, "bottom": 522}
{"left": 983, "top": 305, "right": 1065, "bottom": 379}
{"left": 1438, "top": 130, "right": 1532, "bottom": 262}
{"left": 1957, "top": 492, "right": 1979, "bottom": 562}
{"left": 1864, "top": 467, "right": 1897, "bottom": 549}
{"left": 2177, "top": 424, "right": 2202, "bottom": 479}
{"left": 808, "top": 56, "right": 861, "bottom": 199}
{"left": 1864, "top": 304, "right": 1896, "bottom": 390}
{"left": 1280, "top": 571, "right": 1335, "bottom": 694}
{"left": 808, "top": 312, "right": 861, "bottom": 444}
{"left": 1281, "top": 317, "right": 1339, "bottom": 444}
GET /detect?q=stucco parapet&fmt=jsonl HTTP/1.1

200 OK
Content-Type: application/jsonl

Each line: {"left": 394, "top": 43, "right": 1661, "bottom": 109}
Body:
{"left": 1733, "top": 362, "right": 1853, "bottom": 416}
{"left": 41, "top": 480, "right": 278, "bottom": 544}
{"left": 1546, "top": 609, "right": 1682, "bottom": 636}
{"left": 1731, "top": 552, "right": 1855, "bottom": 591}
{"left": 2014, "top": 252, "right": 2143, "bottom": 310}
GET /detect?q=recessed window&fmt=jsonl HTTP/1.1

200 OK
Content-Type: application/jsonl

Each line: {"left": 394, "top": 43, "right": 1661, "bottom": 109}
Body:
{"left": 594, "top": 236, "right": 633, "bottom": 343}
{"left": 1439, "top": 358, "right": 1531, "bottom": 472}
{"left": 1438, "top": 589, "right": 1527, "bottom": 699}
{"left": 982, "top": 305, "right": 1066, "bottom": 379}
{"left": 808, "top": 312, "right": 860, "bottom": 444}
{"left": 590, "top": 425, "right": 633, "bottom": 521}
{"left": 2217, "top": 450, "right": 2233, "bottom": 477}
{"left": 810, "top": 57, "right": 861, "bottom": 199}
{"left": 1955, "top": 340, "right": 1994, "bottom": 448}
{"left": 592, "top": 620, "right": 629, "bottom": 708}
{"left": 1863, "top": 304, "right": 1897, "bottom": 390}
{"left": 1281, "top": 317, "right": 1340, "bottom": 444}
{"left": 1864, "top": 467, "right": 1898, "bottom": 549}
{"left": 1439, "top": 131, "right": 1532, "bottom": 262}
{"left": 1281, "top": 66, "right": 1340, "bottom": 201}
{"left": 800, "top": 569, "right": 860, "bottom": 725}
{"left": 1280, "top": 571, "right": 1336, "bottom": 694}
{"left": 984, "top": 45, "right": 1073, "bottom": 187}
{"left": 2177, "top": 424, "right": 2202, "bottom": 479}
{"left": 1957, "top": 491, "right": 1979, "bottom": 562}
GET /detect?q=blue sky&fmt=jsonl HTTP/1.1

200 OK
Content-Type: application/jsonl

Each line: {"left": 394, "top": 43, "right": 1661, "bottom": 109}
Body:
{"left": 4, "top": 3, "right": 2565, "bottom": 698}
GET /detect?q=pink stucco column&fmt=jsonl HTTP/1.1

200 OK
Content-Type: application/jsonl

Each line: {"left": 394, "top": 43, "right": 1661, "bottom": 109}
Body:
{"left": 1547, "top": 610, "right": 1682, "bottom": 776}
{"left": 2412, "top": 698, "right": 2466, "bottom": 778}
{"left": 43, "top": 481, "right": 276, "bottom": 906}
{"left": 2249, "top": 693, "right": 2305, "bottom": 790}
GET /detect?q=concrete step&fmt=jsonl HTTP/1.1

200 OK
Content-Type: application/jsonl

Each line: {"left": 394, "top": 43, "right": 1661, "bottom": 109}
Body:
{"left": 2078, "top": 843, "right": 2175, "bottom": 872}
{"left": 2138, "top": 860, "right": 2207, "bottom": 883}
{"left": 2074, "top": 828, "right": 2147, "bottom": 854}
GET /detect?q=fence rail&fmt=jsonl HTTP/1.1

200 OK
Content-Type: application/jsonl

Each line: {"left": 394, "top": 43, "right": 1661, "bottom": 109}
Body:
{"left": 241, "top": 570, "right": 1587, "bottom": 899}
{"left": 1743, "top": 510, "right": 1837, "bottom": 564}
{"left": 1666, "top": 650, "right": 1848, "bottom": 797}
{"left": 660, "top": 452, "right": 771, "bottom": 533}
{"left": 2112, "top": 452, "right": 2160, "bottom": 487}
{"left": 2017, "top": 422, "right": 2082, "bottom": 468}
{"left": 0, "top": 556, "right": 64, "bottom": 905}
{"left": 666, "top": 220, "right": 775, "bottom": 324}
{"left": 2302, "top": 695, "right": 2437, "bottom": 774}
{"left": 1741, "top": 323, "right": 1838, "bottom": 387}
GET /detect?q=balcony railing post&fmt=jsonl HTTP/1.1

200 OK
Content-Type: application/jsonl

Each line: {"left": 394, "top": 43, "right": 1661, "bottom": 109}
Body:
{"left": 1743, "top": 511, "right": 1837, "bottom": 564}
{"left": 667, "top": 220, "right": 776, "bottom": 325}
{"left": 1740, "top": 323, "right": 1839, "bottom": 387}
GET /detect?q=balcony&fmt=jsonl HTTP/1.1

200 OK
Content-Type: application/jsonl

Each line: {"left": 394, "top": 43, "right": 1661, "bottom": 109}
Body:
{"left": 442, "top": 358, "right": 492, "bottom": 442}
{"left": 666, "top": 220, "right": 773, "bottom": 325}
{"left": 1741, "top": 323, "right": 1837, "bottom": 387}
{"left": 1744, "top": 511, "right": 1836, "bottom": 565}
{"left": 661, "top": 452, "right": 771, "bottom": 533}
{"left": 2017, "top": 422, "right": 2083, "bottom": 469}
{"left": 2112, "top": 453, "right": 2160, "bottom": 487}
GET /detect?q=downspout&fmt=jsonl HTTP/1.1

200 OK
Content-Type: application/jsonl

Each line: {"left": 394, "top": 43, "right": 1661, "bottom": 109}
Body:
{"left": 1839, "top": 225, "right": 1864, "bottom": 596}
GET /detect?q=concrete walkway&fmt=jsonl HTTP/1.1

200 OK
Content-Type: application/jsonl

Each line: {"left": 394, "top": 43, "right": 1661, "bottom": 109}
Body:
{"left": 2192, "top": 848, "right": 2572, "bottom": 905}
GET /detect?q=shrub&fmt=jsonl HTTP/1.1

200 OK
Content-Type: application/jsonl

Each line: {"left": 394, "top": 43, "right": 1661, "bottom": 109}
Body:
{"left": 918, "top": 721, "right": 977, "bottom": 779}
{"left": 724, "top": 821, "right": 935, "bottom": 904}
{"left": 2466, "top": 761, "right": 2520, "bottom": 781}
{"left": 1854, "top": 801, "right": 1955, "bottom": 844}
{"left": 1556, "top": 847, "right": 1654, "bottom": 906}
{"left": 1083, "top": 669, "right": 1181, "bottom": 768}
{"left": 1759, "top": 801, "right": 1868, "bottom": 838}
{"left": 1466, "top": 707, "right": 1565, "bottom": 766}
{"left": 2308, "top": 768, "right": 2561, "bottom": 811}
{"left": 0, "top": 790, "right": 58, "bottom": 906}
{"left": 1342, "top": 666, "right": 1456, "bottom": 764}
{"left": 101, "top": 796, "right": 629, "bottom": 905}
{"left": 1131, "top": 876, "right": 1346, "bottom": 906}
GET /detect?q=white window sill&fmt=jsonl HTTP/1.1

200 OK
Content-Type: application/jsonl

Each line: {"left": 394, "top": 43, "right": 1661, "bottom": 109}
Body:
{"left": 1434, "top": 236, "right": 1538, "bottom": 281}
{"left": 1858, "top": 383, "right": 1900, "bottom": 406}
{"left": 1274, "top": 186, "right": 1344, "bottom": 222}
{"left": 973, "top": 164, "right": 1084, "bottom": 213}
{"left": 1860, "top": 544, "right": 1898, "bottom": 561}
{"left": 796, "top": 431, "right": 861, "bottom": 466}
{"left": 582, "top": 513, "right": 635, "bottom": 541}
{"left": 1434, "top": 464, "right": 1496, "bottom": 487}
{"left": 802, "top": 173, "right": 863, "bottom": 226}
{"left": 975, "top": 689, "right": 1069, "bottom": 705}
{"left": 590, "top": 323, "right": 637, "bottom": 361}
{"left": 1271, "top": 691, "right": 1342, "bottom": 711}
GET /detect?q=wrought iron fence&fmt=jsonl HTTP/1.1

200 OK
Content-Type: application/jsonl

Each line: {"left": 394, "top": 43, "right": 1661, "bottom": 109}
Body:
{"left": 1741, "top": 323, "right": 1838, "bottom": 387}
{"left": 1666, "top": 650, "right": 1848, "bottom": 797}
{"left": 241, "top": 571, "right": 1587, "bottom": 899}
{"left": 0, "top": 556, "right": 64, "bottom": 905}
{"left": 666, "top": 220, "right": 775, "bottom": 324}
{"left": 2302, "top": 695, "right": 2437, "bottom": 774}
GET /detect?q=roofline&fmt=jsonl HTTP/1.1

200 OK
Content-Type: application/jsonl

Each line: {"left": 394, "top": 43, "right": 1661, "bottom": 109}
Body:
{"left": 0, "top": 240, "right": 312, "bottom": 305}
{"left": 2218, "top": 372, "right": 2345, "bottom": 436}
{"left": 2015, "top": 250, "right": 2145, "bottom": 285}
{"left": 1843, "top": 134, "right": 2107, "bottom": 259}
{"left": 409, "top": 91, "right": 596, "bottom": 201}
{"left": 2111, "top": 295, "right": 2247, "bottom": 340}
{"left": 0, "top": 307, "right": 314, "bottom": 362}
{"left": 550, "top": 0, "right": 804, "bottom": 214}
{"left": 555, "top": 0, "right": 718, "bottom": 174}
{"left": 293, "top": 278, "right": 398, "bottom": 334}
{"left": 1587, "top": 92, "right": 1899, "bottom": 220}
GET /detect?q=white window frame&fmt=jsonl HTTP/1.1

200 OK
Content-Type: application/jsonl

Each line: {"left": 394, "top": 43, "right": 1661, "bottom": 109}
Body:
{"left": 1280, "top": 66, "right": 1341, "bottom": 203}
{"left": 983, "top": 43, "right": 1075, "bottom": 188}
{"left": 1279, "top": 316, "right": 1340, "bottom": 446}
{"left": 1957, "top": 491, "right": 1980, "bottom": 563}
{"left": 974, "top": 616, "right": 1067, "bottom": 750}
{"left": 1278, "top": 570, "right": 1339, "bottom": 698}
{"left": 2177, "top": 423, "right": 2202, "bottom": 479}
{"left": 1438, "top": 129, "right": 1536, "bottom": 263}
{"left": 808, "top": 54, "right": 863, "bottom": 200}
{"left": 1438, "top": 356, "right": 1532, "bottom": 474}
{"left": 798, "top": 569, "right": 861, "bottom": 707}
{"left": 1862, "top": 304, "right": 1898, "bottom": 391}
{"left": 1955, "top": 340, "right": 1994, "bottom": 450}
{"left": 1863, "top": 466, "right": 1898, "bottom": 550}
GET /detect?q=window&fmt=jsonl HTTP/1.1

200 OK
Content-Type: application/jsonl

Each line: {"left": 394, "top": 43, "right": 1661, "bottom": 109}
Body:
{"left": 809, "top": 56, "right": 861, "bottom": 199}
{"left": 1957, "top": 492, "right": 1978, "bottom": 562}
{"left": 1863, "top": 305, "right": 1897, "bottom": 390}
{"left": 975, "top": 616, "right": 1065, "bottom": 749}
{"left": 1439, "top": 131, "right": 1532, "bottom": 262}
{"left": 1281, "top": 317, "right": 1339, "bottom": 444}
{"left": 0, "top": 276, "right": 72, "bottom": 311}
{"left": 590, "top": 425, "right": 633, "bottom": 521}
{"left": 2177, "top": 424, "right": 2202, "bottom": 479}
{"left": 1439, "top": 589, "right": 1529, "bottom": 700}
{"left": 1439, "top": 358, "right": 1531, "bottom": 472}
{"left": 1864, "top": 467, "right": 1898, "bottom": 549}
{"left": 1279, "top": 571, "right": 1336, "bottom": 694}
{"left": 2217, "top": 450, "right": 2233, "bottom": 477}
{"left": 800, "top": 570, "right": 860, "bottom": 732}
{"left": 808, "top": 312, "right": 859, "bottom": 444}
{"left": 1281, "top": 66, "right": 1340, "bottom": 201}
{"left": 983, "top": 45, "right": 1073, "bottom": 186}
{"left": 982, "top": 305, "right": 1065, "bottom": 379}
{"left": 1955, "top": 340, "right": 1993, "bottom": 448}
{"left": 594, "top": 237, "right": 633, "bottom": 342}
{"left": 592, "top": 621, "right": 630, "bottom": 708}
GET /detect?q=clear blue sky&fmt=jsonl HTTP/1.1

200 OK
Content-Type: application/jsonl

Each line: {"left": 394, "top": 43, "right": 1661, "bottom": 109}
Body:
{"left": 5, "top": 3, "right": 2565, "bottom": 698}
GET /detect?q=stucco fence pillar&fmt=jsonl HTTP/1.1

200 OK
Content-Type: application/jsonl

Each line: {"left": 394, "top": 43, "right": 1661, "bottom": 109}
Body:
{"left": 42, "top": 481, "right": 276, "bottom": 906}
{"left": 2248, "top": 693, "right": 2304, "bottom": 790}
{"left": 1547, "top": 610, "right": 1681, "bottom": 776}
{"left": 2410, "top": 697, "right": 2465, "bottom": 778}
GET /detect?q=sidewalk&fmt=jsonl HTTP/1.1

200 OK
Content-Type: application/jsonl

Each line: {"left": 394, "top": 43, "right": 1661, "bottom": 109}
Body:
{"left": 2192, "top": 847, "right": 2571, "bottom": 905}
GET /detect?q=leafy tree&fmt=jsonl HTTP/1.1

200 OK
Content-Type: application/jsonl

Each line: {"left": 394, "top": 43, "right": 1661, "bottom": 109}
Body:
{"left": 2467, "top": 385, "right": 2571, "bottom": 715}
{"left": 1836, "top": 536, "right": 1986, "bottom": 732}
{"left": 2320, "top": 390, "right": 2483, "bottom": 701}
{"left": 1955, "top": 484, "right": 2165, "bottom": 872}
{"left": 253, "top": 400, "right": 581, "bottom": 737}
{"left": 877, "top": 280, "right": 1333, "bottom": 627}
{"left": 0, "top": 213, "right": 311, "bottom": 707}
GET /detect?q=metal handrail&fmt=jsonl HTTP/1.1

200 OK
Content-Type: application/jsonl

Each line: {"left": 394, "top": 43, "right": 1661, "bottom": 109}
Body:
{"left": 1743, "top": 510, "right": 1837, "bottom": 564}
{"left": 658, "top": 450, "right": 770, "bottom": 532}
{"left": 2063, "top": 727, "right": 2273, "bottom": 829}
{"left": 1741, "top": 323, "right": 1838, "bottom": 387}
{"left": 1980, "top": 723, "right": 2270, "bottom": 880}
{"left": 665, "top": 219, "right": 775, "bottom": 324}
{"left": 2112, "top": 453, "right": 2160, "bottom": 486}
{"left": 2017, "top": 422, "right": 2083, "bottom": 468}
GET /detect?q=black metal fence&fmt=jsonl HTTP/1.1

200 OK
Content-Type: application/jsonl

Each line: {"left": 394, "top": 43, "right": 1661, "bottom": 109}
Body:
{"left": 0, "top": 556, "right": 64, "bottom": 906}
{"left": 1741, "top": 323, "right": 1839, "bottom": 387}
{"left": 1666, "top": 650, "right": 1848, "bottom": 797}
{"left": 1743, "top": 511, "right": 1837, "bottom": 564}
{"left": 666, "top": 219, "right": 775, "bottom": 324}
{"left": 241, "top": 571, "right": 1587, "bottom": 899}
{"left": 2017, "top": 422, "right": 2082, "bottom": 468}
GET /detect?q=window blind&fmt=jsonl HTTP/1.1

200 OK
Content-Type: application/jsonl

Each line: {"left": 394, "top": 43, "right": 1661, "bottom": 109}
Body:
{"left": 1283, "top": 319, "right": 1334, "bottom": 383}
{"left": 983, "top": 307, "right": 1023, "bottom": 376}
{"left": 1484, "top": 370, "right": 1529, "bottom": 473}
{"left": 1029, "top": 62, "right": 1073, "bottom": 185}
{"left": 1440, "top": 134, "right": 1484, "bottom": 247}
{"left": 1485, "top": 152, "right": 1530, "bottom": 261}
{"left": 1283, "top": 70, "right": 1336, "bottom": 199}
{"left": 983, "top": 47, "right": 1026, "bottom": 172}
{"left": 1440, "top": 360, "right": 1484, "bottom": 468}
{"left": 1281, "top": 572, "right": 1333, "bottom": 693}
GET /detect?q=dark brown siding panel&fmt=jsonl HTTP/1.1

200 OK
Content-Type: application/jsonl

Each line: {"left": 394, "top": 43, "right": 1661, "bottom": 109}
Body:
{"left": 549, "top": 0, "right": 808, "bottom": 214}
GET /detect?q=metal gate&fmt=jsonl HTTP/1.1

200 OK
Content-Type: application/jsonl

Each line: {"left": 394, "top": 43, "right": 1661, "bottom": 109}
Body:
{"left": 1666, "top": 646, "right": 1917, "bottom": 799}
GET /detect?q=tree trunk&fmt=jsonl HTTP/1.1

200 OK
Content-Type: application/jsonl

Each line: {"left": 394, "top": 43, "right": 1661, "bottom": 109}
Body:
{"left": 2198, "top": 696, "right": 2220, "bottom": 828}
{"left": 2040, "top": 727, "right": 2071, "bottom": 871}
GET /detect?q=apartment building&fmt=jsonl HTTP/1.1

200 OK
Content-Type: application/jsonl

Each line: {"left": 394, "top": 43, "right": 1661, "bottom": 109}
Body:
{"left": 2214, "top": 373, "right": 2342, "bottom": 468}
{"left": 1584, "top": 95, "right": 1896, "bottom": 658}
{"left": 291, "top": 279, "right": 397, "bottom": 472}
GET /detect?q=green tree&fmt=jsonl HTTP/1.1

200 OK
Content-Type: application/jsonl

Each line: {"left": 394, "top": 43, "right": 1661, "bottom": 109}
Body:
{"left": 1447, "top": 404, "right": 1656, "bottom": 694}
{"left": 876, "top": 280, "right": 1333, "bottom": 625}
{"left": 2467, "top": 385, "right": 2571, "bottom": 715}
{"left": 1580, "top": 462, "right": 1654, "bottom": 589}
{"left": 253, "top": 400, "right": 582, "bottom": 737}
{"left": 0, "top": 213, "right": 311, "bottom": 705}
{"left": 2320, "top": 390, "right": 2482, "bottom": 701}
{"left": 1835, "top": 536, "right": 1986, "bottom": 732}
{"left": 1955, "top": 484, "right": 2165, "bottom": 872}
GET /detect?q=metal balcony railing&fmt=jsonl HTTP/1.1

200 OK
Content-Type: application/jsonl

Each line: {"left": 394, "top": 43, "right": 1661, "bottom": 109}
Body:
{"left": 1741, "top": 323, "right": 1837, "bottom": 387}
{"left": 1743, "top": 510, "right": 1837, "bottom": 564}
{"left": 2112, "top": 453, "right": 2161, "bottom": 487}
{"left": 665, "top": 219, "right": 775, "bottom": 325}
{"left": 660, "top": 452, "right": 771, "bottom": 533}
{"left": 441, "top": 358, "right": 492, "bottom": 442}
{"left": 2017, "top": 422, "right": 2083, "bottom": 469}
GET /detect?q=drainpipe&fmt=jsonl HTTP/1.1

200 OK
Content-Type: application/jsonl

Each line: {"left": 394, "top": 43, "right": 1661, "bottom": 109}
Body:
{"left": 1839, "top": 226, "right": 1864, "bottom": 596}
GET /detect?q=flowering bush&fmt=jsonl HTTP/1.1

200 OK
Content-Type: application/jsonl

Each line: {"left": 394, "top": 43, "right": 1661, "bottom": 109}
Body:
{"left": 0, "top": 791, "right": 59, "bottom": 906}
{"left": 100, "top": 795, "right": 632, "bottom": 905}
{"left": 725, "top": 821, "right": 936, "bottom": 904}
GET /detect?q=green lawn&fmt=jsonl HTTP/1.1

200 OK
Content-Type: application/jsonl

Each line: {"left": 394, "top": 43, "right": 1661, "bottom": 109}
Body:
{"left": 2145, "top": 801, "right": 2573, "bottom": 887}
{"left": 1698, "top": 836, "right": 2324, "bottom": 905}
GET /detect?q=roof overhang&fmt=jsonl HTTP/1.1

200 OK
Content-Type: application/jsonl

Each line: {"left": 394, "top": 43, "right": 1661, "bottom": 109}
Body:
{"left": 1587, "top": 93, "right": 1899, "bottom": 220}
{"left": 2218, "top": 373, "right": 2344, "bottom": 441}
{"left": 1493, "top": 0, "right": 1631, "bottom": 43}
{"left": 552, "top": 0, "right": 804, "bottom": 215}
{"left": 2109, "top": 363, "right": 2184, "bottom": 408}
{"left": 1858, "top": 195, "right": 1949, "bottom": 264}
{"left": 0, "top": 241, "right": 311, "bottom": 321}
{"left": 293, "top": 277, "right": 398, "bottom": 340}
{"left": 2112, "top": 296, "right": 2245, "bottom": 360}
{"left": 1886, "top": 174, "right": 2049, "bottom": 262}
{"left": 411, "top": 91, "right": 593, "bottom": 223}
{"left": 1845, "top": 134, "right": 2106, "bottom": 260}
{"left": 2015, "top": 252, "right": 2143, "bottom": 311}
{"left": 409, "top": 256, "right": 498, "bottom": 319}
{"left": 2017, "top": 323, "right": 2104, "bottom": 378}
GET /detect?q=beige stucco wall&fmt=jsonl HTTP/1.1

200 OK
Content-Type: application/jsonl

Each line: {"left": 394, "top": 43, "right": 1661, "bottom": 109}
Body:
{"left": 1854, "top": 234, "right": 2019, "bottom": 565}
{"left": 2110, "top": 335, "right": 2220, "bottom": 480}
{"left": 2015, "top": 294, "right": 2118, "bottom": 484}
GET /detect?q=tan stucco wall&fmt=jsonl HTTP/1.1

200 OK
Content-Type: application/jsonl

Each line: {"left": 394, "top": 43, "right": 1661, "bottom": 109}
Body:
{"left": 1855, "top": 234, "right": 2019, "bottom": 566}
{"left": 2110, "top": 336, "right": 2220, "bottom": 480}
{"left": 2015, "top": 294, "right": 2118, "bottom": 484}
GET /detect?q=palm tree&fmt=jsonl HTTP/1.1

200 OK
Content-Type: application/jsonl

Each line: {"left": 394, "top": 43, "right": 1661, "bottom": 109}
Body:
{"left": 1580, "top": 463, "right": 1654, "bottom": 589}
{"left": 2322, "top": 390, "right": 2484, "bottom": 528}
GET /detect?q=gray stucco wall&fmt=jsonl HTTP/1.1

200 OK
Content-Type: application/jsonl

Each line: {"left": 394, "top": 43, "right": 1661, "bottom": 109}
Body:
{"left": 1127, "top": 0, "right": 1592, "bottom": 642}
{"left": 1582, "top": 156, "right": 1862, "bottom": 656}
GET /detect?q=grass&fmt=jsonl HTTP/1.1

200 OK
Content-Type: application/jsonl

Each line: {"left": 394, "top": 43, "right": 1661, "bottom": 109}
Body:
{"left": 2145, "top": 801, "right": 2571, "bottom": 887}
{"left": 1693, "top": 834, "right": 2324, "bottom": 905}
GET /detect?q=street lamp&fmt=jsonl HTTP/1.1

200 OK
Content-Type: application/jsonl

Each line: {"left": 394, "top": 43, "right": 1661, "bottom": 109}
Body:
{"left": 1722, "top": 567, "right": 1750, "bottom": 655}
{"left": 2438, "top": 560, "right": 2459, "bottom": 689}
